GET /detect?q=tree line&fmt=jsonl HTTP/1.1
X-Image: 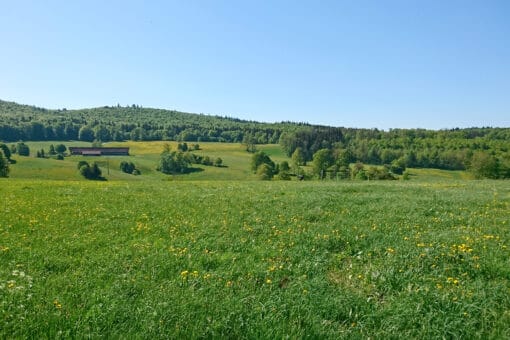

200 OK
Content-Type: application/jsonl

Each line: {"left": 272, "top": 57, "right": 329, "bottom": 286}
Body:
{"left": 1, "top": 99, "right": 509, "bottom": 178}
{"left": 279, "top": 127, "right": 510, "bottom": 178}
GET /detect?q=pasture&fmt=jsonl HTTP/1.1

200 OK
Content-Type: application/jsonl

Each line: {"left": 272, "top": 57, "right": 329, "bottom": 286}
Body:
{"left": 1, "top": 178, "right": 509, "bottom": 338}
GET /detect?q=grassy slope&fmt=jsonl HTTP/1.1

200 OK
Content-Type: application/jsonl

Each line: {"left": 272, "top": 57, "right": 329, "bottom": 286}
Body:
{"left": 0, "top": 180, "right": 508, "bottom": 338}
{"left": 8, "top": 141, "right": 472, "bottom": 182}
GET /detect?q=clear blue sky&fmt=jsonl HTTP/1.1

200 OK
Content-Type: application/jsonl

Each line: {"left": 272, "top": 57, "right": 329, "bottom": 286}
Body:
{"left": 1, "top": 0, "right": 509, "bottom": 129}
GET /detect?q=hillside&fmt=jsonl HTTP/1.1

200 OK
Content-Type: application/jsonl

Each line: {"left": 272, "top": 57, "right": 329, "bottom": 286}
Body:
{"left": 1, "top": 99, "right": 510, "bottom": 175}
{"left": 0, "top": 99, "right": 306, "bottom": 143}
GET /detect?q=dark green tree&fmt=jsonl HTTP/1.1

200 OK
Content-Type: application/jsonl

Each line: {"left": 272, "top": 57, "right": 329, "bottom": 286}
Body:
{"left": 78, "top": 126, "right": 95, "bottom": 142}
{"left": 0, "top": 150, "right": 9, "bottom": 177}
{"left": 16, "top": 142, "right": 30, "bottom": 156}
{"left": 55, "top": 144, "right": 67, "bottom": 154}
{"left": 0, "top": 143, "right": 11, "bottom": 160}
{"left": 79, "top": 161, "right": 103, "bottom": 180}
{"left": 120, "top": 161, "right": 136, "bottom": 174}
{"left": 214, "top": 157, "right": 223, "bottom": 167}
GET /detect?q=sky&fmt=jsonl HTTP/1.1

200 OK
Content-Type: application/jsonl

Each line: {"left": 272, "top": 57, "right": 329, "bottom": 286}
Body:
{"left": 1, "top": 0, "right": 509, "bottom": 129}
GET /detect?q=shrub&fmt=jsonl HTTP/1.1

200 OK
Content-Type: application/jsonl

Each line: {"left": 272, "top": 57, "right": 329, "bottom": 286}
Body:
{"left": 251, "top": 151, "right": 275, "bottom": 173}
{"left": 158, "top": 150, "right": 191, "bottom": 174}
{"left": 79, "top": 161, "right": 103, "bottom": 180}
{"left": 55, "top": 144, "right": 67, "bottom": 154}
{"left": 16, "top": 142, "right": 30, "bottom": 156}
{"left": 257, "top": 163, "right": 274, "bottom": 180}
{"left": 0, "top": 143, "right": 11, "bottom": 160}
{"left": 120, "top": 161, "right": 136, "bottom": 174}
{"left": 77, "top": 161, "right": 88, "bottom": 169}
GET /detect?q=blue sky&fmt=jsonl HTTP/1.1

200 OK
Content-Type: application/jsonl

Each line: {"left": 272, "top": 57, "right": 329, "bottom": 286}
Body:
{"left": 1, "top": 0, "right": 509, "bottom": 129}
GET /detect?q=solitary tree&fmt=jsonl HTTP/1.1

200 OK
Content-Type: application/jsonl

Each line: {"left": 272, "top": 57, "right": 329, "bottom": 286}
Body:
{"left": 79, "top": 161, "right": 103, "bottom": 180}
{"left": 16, "top": 143, "right": 30, "bottom": 156}
{"left": 55, "top": 144, "right": 67, "bottom": 154}
{"left": 120, "top": 161, "right": 136, "bottom": 174}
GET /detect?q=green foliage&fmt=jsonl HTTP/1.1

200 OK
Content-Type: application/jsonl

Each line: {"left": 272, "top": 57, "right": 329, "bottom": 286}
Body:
{"left": 48, "top": 144, "right": 56, "bottom": 155}
{"left": 366, "top": 165, "right": 396, "bottom": 180}
{"left": 214, "top": 157, "right": 223, "bottom": 167}
{"left": 243, "top": 132, "right": 258, "bottom": 153}
{"left": 334, "top": 148, "right": 354, "bottom": 167}
{"left": 55, "top": 144, "right": 67, "bottom": 154}
{"left": 78, "top": 161, "right": 103, "bottom": 180}
{"left": 312, "top": 149, "right": 334, "bottom": 179}
{"left": 337, "top": 165, "right": 351, "bottom": 179}
{"left": 177, "top": 142, "right": 188, "bottom": 152}
{"left": 1, "top": 99, "right": 509, "bottom": 174}
{"left": 201, "top": 156, "right": 213, "bottom": 166}
{"left": 0, "top": 143, "right": 11, "bottom": 160}
{"left": 0, "top": 150, "right": 9, "bottom": 177}
{"left": 280, "top": 126, "right": 510, "bottom": 172}
{"left": 36, "top": 149, "right": 46, "bottom": 158}
{"left": 16, "top": 142, "right": 30, "bottom": 156}
{"left": 291, "top": 147, "right": 305, "bottom": 166}
{"left": 390, "top": 157, "right": 406, "bottom": 175}
{"left": 469, "top": 151, "right": 500, "bottom": 179}
{"left": 77, "top": 160, "right": 89, "bottom": 169}
{"left": 256, "top": 163, "right": 274, "bottom": 180}
{"left": 251, "top": 151, "right": 275, "bottom": 173}
{"left": 78, "top": 126, "right": 95, "bottom": 142}
{"left": 157, "top": 149, "right": 191, "bottom": 174}
{"left": 402, "top": 170, "right": 411, "bottom": 180}
{"left": 120, "top": 161, "right": 137, "bottom": 174}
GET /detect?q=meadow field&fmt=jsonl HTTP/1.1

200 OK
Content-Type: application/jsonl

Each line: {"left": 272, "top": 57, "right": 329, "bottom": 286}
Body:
{"left": 1, "top": 179, "right": 509, "bottom": 338}
{"left": 1, "top": 142, "right": 509, "bottom": 338}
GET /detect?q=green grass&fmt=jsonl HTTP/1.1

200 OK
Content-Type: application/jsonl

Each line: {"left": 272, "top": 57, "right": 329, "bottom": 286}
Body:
{"left": 9, "top": 141, "right": 476, "bottom": 182}
{"left": 1, "top": 179, "right": 509, "bottom": 338}
{"left": 9, "top": 141, "right": 294, "bottom": 181}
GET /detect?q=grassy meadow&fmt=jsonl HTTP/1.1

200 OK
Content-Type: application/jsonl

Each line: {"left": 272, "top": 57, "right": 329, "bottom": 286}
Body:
{"left": 1, "top": 142, "right": 509, "bottom": 338}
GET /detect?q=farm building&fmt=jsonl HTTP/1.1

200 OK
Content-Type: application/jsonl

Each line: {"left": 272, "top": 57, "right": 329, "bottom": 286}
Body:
{"left": 69, "top": 147, "right": 129, "bottom": 156}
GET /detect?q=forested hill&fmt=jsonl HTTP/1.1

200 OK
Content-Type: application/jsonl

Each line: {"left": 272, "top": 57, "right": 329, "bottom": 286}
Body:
{"left": 1, "top": 99, "right": 509, "bottom": 174}
{"left": 0, "top": 99, "right": 295, "bottom": 143}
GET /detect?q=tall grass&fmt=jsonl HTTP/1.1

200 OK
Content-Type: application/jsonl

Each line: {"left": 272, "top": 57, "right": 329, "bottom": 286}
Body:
{"left": 1, "top": 180, "right": 508, "bottom": 338}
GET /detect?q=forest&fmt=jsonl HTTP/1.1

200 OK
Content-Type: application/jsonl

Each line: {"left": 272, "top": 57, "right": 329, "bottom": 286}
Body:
{"left": 1, "top": 99, "right": 509, "bottom": 177}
